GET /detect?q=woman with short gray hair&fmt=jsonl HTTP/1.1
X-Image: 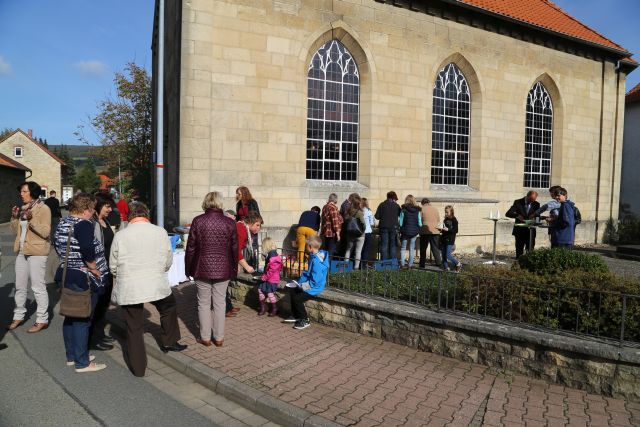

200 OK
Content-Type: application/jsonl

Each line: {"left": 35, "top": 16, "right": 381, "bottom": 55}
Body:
{"left": 185, "top": 192, "right": 238, "bottom": 347}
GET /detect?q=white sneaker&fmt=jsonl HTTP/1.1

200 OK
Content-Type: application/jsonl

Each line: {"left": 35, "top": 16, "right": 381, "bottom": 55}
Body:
{"left": 67, "top": 355, "right": 95, "bottom": 366}
{"left": 75, "top": 362, "right": 107, "bottom": 373}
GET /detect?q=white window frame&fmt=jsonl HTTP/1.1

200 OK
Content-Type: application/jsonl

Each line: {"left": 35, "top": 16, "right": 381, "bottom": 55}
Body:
{"left": 524, "top": 81, "right": 553, "bottom": 188}
{"left": 431, "top": 63, "right": 471, "bottom": 186}
{"left": 306, "top": 39, "right": 360, "bottom": 182}
{"left": 14, "top": 146, "right": 23, "bottom": 157}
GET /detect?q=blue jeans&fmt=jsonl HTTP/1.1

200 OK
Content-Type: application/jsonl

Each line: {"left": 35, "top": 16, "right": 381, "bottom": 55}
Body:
{"left": 323, "top": 236, "right": 338, "bottom": 259}
{"left": 63, "top": 290, "right": 99, "bottom": 369}
{"left": 442, "top": 244, "right": 460, "bottom": 270}
{"left": 400, "top": 235, "right": 418, "bottom": 267}
{"left": 379, "top": 228, "right": 397, "bottom": 261}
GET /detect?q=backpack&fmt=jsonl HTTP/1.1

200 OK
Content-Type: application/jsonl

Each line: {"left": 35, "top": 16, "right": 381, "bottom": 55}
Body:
{"left": 574, "top": 205, "right": 582, "bottom": 225}
{"left": 345, "top": 216, "right": 364, "bottom": 237}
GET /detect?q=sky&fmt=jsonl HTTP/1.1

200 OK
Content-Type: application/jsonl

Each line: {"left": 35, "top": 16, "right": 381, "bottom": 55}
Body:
{"left": 0, "top": 1, "right": 638, "bottom": 146}
{"left": 0, "top": 1, "right": 154, "bottom": 145}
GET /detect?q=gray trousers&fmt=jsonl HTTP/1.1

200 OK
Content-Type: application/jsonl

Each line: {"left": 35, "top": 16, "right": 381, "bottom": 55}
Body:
{"left": 196, "top": 279, "right": 229, "bottom": 341}
{"left": 345, "top": 235, "right": 365, "bottom": 269}
{"left": 14, "top": 253, "right": 49, "bottom": 323}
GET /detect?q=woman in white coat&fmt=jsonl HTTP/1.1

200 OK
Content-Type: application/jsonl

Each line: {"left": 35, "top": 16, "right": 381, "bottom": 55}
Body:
{"left": 109, "top": 202, "right": 187, "bottom": 377}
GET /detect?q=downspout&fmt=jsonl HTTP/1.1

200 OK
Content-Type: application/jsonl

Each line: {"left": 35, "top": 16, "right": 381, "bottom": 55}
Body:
{"left": 609, "top": 60, "right": 622, "bottom": 220}
{"left": 594, "top": 60, "right": 606, "bottom": 243}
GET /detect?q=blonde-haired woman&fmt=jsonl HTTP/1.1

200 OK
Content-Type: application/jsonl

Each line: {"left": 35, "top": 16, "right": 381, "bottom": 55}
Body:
{"left": 438, "top": 205, "right": 461, "bottom": 273}
{"left": 186, "top": 192, "right": 238, "bottom": 347}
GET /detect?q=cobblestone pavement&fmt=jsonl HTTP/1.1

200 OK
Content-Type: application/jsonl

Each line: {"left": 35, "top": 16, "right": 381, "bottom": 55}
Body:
{"left": 133, "top": 283, "right": 640, "bottom": 427}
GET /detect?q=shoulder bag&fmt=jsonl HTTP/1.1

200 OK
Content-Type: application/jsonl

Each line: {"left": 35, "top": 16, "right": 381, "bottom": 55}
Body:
{"left": 345, "top": 215, "right": 364, "bottom": 237}
{"left": 242, "top": 225, "right": 258, "bottom": 268}
{"left": 59, "top": 224, "right": 92, "bottom": 318}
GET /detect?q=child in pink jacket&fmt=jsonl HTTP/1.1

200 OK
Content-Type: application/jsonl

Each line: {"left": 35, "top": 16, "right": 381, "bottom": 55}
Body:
{"left": 258, "top": 237, "right": 283, "bottom": 316}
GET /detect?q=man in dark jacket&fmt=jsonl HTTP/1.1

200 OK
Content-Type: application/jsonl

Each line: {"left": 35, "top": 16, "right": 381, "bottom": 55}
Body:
{"left": 44, "top": 190, "right": 61, "bottom": 240}
{"left": 375, "top": 191, "right": 401, "bottom": 261}
{"left": 506, "top": 191, "right": 540, "bottom": 258}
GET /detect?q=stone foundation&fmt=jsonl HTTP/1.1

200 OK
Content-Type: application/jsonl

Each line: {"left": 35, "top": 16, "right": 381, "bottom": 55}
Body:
{"left": 231, "top": 275, "right": 640, "bottom": 402}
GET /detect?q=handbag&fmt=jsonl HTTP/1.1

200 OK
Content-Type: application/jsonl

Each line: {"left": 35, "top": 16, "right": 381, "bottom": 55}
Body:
{"left": 59, "top": 225, "right": 92, "bottom": 318}
{"left": 242, "top": 225, "right": 257, "bottom": 267}
{"left": 345, "top": 216, "right": 364, "bottom": 237}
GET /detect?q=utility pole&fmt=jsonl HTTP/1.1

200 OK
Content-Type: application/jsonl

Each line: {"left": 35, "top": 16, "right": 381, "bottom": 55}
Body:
{"left": 156, "top": 0, "right": 165, "bottom": 228}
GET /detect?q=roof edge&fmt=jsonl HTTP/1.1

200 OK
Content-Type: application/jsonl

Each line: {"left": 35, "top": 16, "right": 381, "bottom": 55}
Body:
{"left": 0, "top": 129, "right": 66, "bottom": 165}
{"left": 440, "top": 0, "right": 631, "bottom": 59}
{"left": 0, "top": 152, "right": 31, "bottom": 171}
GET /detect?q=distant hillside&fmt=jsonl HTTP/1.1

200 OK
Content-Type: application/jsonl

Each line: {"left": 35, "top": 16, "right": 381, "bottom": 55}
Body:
{"left": 49, "top": 144, "right": 107, "bottom": 170}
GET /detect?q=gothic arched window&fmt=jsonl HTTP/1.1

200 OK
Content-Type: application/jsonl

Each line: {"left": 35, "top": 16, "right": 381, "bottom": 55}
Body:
{"left": 306, "top": 40, "right": 359, "bottom": 181}
{"left": 431, "top": 63, "right": 470, "bottom": 185}
{"left": 524, "top": 82, "right": 553, "bottom": 188}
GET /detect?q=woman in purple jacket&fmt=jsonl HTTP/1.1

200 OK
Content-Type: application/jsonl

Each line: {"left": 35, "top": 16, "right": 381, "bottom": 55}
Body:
{"left": 185, "top": 192, "right": 238, "bottom": 347}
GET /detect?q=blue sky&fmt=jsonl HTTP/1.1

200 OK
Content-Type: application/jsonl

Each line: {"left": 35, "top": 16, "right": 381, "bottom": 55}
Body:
{"left": 0, "top": 1, "right": 154, "bottom": 145}
{"left": 0, "top": 1, "right": 638, "bottom": 146}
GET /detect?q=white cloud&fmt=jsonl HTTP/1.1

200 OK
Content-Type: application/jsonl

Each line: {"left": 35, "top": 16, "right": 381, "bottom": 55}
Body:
{"left": 0, "top": 56, "right": 12, "bottom": 76}
{"left": 73, "top": 60, "right": 108, "bottom": 76}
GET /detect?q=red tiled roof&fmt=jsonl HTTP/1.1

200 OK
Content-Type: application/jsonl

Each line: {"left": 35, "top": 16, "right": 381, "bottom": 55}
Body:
{"left": 627, "top": 83, "right": 640, "bottom": 104}
{"left": 0, "top": 129, "right": 65, "bottom": 165}
{"left": 0, "top": 152, "right": 30, "bottom": 171}
{"left": 457, "top": 0, "right": 630, "bottom": 54}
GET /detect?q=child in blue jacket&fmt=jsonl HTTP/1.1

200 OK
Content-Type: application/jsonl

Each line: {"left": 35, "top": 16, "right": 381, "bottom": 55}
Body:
{"left": 285, "top": 235, "right": 329, "bottom": 330}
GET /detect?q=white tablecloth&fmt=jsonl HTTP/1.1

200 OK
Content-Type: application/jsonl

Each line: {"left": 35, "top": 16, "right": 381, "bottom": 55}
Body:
{"left": 167, "top": 251, "right": 188, "bottom": 287}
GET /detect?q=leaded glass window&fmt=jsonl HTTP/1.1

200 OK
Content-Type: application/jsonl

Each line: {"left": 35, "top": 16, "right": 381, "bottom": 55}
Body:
{"left": 431, "top": 63, "right": 470, "bottom": 185}
{"left": 306, "top": 40, "right": 359, "bottom": 181}
{"left": 524, "top": 82, "right": 553, "bottom": 188}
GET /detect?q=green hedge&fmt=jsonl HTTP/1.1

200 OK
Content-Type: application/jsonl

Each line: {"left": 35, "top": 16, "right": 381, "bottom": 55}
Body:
{"left": 328, "top": 263, "right": 640, "bottom": 343}
{"left": 516, "top": 248, "right": 609, "bottom": 275}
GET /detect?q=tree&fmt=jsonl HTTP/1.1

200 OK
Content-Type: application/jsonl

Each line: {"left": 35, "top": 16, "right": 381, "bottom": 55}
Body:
{"left": 0, "top": 127, "right": 14, "bottom": 139}
{"left": 53, "top": 145, "right": 76, "bottom": 185}
{"left": 82, "top": 62, "right": 152, "bottom": 202}
{"left": 74, "top": 159, "right": 101, "bottom": 193}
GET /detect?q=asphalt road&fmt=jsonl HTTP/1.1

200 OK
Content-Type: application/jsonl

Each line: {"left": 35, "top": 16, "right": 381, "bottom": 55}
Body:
{"left": 0, "top": 225, "right": 213, "bottom": 427}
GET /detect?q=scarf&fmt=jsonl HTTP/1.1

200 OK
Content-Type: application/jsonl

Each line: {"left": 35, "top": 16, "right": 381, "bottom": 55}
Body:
{"left": 20, "top": 199, "right": 41, "bottom": 220}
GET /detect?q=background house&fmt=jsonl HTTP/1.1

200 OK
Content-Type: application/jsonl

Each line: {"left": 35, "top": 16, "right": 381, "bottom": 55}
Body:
{"left": 0, "top": 129, "right": 64, "bottom": 199}
{"left": 620, "top": 83, "right": 640, "bottom": 219}
{"left": 152, "top": 0, "right": 636, "bottom": 252}
{"left": 0, "top": 153, "right": 30, "bottom": 223}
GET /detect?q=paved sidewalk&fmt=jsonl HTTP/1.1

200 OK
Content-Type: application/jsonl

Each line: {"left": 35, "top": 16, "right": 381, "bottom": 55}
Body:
{"left": 106, "top": 338, "right": 277, "bottom": 427}
{"left": 130, "top": 283, "right": 639, "bottom": 426}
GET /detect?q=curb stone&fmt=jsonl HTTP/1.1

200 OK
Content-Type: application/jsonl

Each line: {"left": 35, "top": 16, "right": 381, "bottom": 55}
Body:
{"left": 107, "top": 312, "right": 342, "bottom": 427}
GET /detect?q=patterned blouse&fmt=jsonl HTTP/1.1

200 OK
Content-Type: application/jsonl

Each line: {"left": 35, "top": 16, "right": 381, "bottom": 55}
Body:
{"left": 54, "top": 216, "right": 109, "bottom": 291}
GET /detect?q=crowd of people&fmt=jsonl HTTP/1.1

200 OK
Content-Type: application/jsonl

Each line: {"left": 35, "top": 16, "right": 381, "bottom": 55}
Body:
{"left": 315, "top": 191, "right": 462, "bottom": 271}
{"left": 4, "top": 181, "right": 581, "bottom": 376}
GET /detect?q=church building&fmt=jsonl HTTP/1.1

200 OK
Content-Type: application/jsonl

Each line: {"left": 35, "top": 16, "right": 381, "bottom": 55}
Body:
{"left": 152, "top": 0, "right": 636, "bottom": 252}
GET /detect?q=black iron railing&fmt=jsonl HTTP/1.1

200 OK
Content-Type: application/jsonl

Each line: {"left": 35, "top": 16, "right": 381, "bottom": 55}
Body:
{"left": 324, "top": 255, "right": 640, "bottom": 347}
{"left": 252, "top": 249, "right": 640, "bottom": 346}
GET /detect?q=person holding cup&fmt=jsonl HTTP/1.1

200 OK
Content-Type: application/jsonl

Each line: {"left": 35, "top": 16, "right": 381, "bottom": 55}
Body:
{"left": 7, "top": 181, "right": 51, "bottom": 333}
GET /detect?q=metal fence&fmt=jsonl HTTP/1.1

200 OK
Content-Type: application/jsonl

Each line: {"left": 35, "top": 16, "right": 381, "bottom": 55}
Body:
{"left": 324, "top": 256, "right": 640, "bottom": 347}
{"left": 256, "top": 249, "right": 640, "bottom": 347}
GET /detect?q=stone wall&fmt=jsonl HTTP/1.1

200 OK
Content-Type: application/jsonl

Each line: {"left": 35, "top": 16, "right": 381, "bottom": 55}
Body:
{"left": 177, "top": 0, "right": 625, "bottom": 252}
{"left": 620, "top": 101, "right": 640, "bottom": 217}
{"left": 231, "top": 276, "right": 640, "bottom": 401}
